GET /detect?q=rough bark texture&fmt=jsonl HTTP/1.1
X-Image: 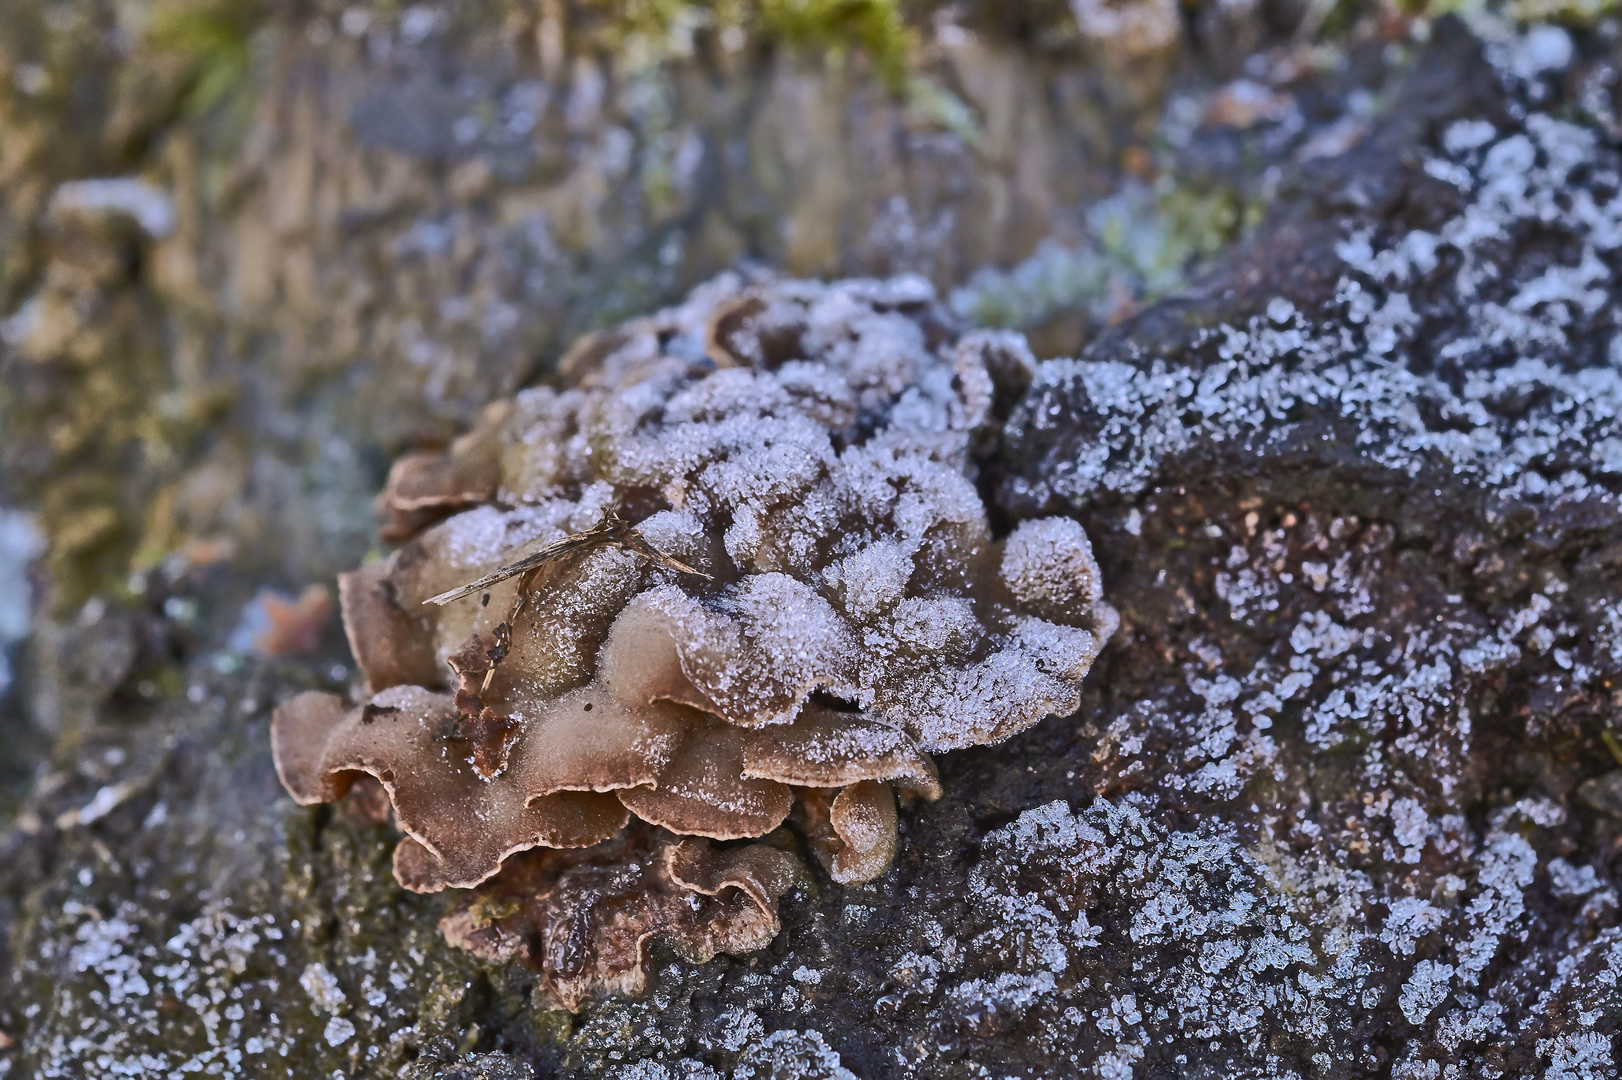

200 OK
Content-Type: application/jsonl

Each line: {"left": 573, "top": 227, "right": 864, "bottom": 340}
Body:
{"left": 4, "top": 4, "right": 1622, "bottom": 1080}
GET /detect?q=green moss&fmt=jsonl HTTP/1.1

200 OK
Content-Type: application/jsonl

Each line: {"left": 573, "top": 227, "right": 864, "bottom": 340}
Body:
{"left": 1, "top": 291, "right": 172, "bottom": 607}
{"left": 1507, "top": 0, "right": 1617, "bottom": 20}
{"left": 948, "top": 181, "right": 1258, "bottom": 336}
{"left": 1144, "top": 183, "right": 1260, "bottom": 279}
{"left": 1395, "top": 0, "right": 1616, "bottom": 25}
{"left": 904, "top": 71, "right": 983, "bottom": 147}
{"left": 144, "top": 0, "right": 265, "bottom": 116}
{"left": 581, "top": 0, "right": 921, "bottom": 90}
{"left": 0, "top": 0, "right": 269, "bottom": 611}
{"left": 758, "top": 0, "right": 916, "bottom": 90}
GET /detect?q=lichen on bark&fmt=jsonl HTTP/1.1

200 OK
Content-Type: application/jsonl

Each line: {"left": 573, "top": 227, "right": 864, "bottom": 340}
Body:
{"left": 6, "top": 5, "right": 1622, "bottom": 1080}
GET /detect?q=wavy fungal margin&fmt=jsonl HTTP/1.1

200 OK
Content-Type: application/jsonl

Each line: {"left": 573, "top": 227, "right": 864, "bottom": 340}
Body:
{"left": 272, "top": 272, "right": 1115, "bottom": 1009}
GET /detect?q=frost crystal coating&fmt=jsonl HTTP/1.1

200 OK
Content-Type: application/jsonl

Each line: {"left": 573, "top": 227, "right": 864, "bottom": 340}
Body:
{"left": 271, "top": 273, "right": 1115, "bottom": 1007}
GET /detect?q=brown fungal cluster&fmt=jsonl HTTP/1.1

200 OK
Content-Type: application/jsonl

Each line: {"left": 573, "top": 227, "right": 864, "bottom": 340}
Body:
{"left": 272, "top": 273, "right": 1116, "bottom": 1008}
{"left": 438, "top": 825, "right": 797, "bottom": 1010}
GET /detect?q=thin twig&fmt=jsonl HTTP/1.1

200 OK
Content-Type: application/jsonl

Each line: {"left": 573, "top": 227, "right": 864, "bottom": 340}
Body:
{"left": 422, "top": 508, "right": 707, "bottom": 607}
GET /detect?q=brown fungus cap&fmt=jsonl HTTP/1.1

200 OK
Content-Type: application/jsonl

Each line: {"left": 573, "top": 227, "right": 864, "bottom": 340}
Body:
{"left": 271, "top": 271, "right": 1116, "bottom": 1006}
{"left": 374, "top": 402, "right": 511, "bottom": 542}
{"left": 438, "top": 825, "right": 799, "bottom": 1011}
{"left": 272, "top": 688, "right": 630, "bottom": 891}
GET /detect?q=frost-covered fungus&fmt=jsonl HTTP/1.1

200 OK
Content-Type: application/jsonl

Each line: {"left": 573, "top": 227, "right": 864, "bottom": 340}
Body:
{"left": 272, "top": 272, "right": 1116, "bottom": 1001}
{"left": 374, "top": 402, "right": 511, "bottom": 542}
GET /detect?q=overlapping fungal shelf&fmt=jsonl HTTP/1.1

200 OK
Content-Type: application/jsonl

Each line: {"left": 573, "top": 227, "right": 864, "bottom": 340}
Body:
{"left": 272, "top": 273, "right": 1115, "bottom": 1008}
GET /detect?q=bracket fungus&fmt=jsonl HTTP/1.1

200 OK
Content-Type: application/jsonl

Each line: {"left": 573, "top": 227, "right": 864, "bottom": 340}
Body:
{"left": 273, "top": 273, "right": 1116, "bottom": 1008}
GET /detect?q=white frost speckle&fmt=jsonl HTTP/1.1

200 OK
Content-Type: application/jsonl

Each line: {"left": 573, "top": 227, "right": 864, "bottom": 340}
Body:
{"left": 322, "top": 1015, "right": 357, "bottom": 1047}
{"left": 300, "top": 962, "right": 347, "bottom": 1014}
{"left": 48, "top": 177, "right": 176, "bottom": 239}
{"left": 1538, "top": 1032, "right": 1614, "bottom": 1080}
{"left": 1399, "top": 960, "right": 1455, "bottom": 1024}
{"left": 0, "top": 507, "right": 43, "bottom": 694}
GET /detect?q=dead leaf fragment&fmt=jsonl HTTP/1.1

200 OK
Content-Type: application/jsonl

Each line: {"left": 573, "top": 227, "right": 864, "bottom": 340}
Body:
{"left": 241, "top": 584, "right": 333, "bottom": 658}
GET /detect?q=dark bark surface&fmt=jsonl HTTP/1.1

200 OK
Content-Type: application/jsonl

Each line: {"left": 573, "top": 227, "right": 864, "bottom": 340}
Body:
{"left": 4, "top": 9, "right": 1622, "bottom": 1080}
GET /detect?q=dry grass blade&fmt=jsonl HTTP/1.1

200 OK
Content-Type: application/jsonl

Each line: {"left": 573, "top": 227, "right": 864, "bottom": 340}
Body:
{"left": 423, "top": 509, "right": 707, "bottom": 607}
